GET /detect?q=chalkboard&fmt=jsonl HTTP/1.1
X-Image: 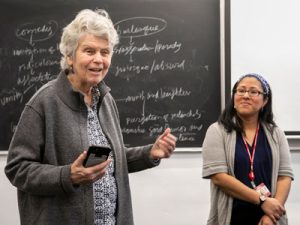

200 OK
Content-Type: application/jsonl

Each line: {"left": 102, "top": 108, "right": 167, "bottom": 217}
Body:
{"left": 0, "top": 0, "right": 221, "bottom": 150}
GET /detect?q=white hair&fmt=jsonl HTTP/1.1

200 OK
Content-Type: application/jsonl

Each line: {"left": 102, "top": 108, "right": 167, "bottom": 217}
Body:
{"left": 59, "top": 9, "right": 119, "bottom": 71}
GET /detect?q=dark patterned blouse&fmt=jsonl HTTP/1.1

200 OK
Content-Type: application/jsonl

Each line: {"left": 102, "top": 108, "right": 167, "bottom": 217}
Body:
{"left": 87, "top": 87, "right": 117, "bottom": 225}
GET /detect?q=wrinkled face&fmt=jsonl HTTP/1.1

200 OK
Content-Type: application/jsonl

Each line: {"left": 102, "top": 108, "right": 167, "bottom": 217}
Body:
{"left": 234, "top": 77, "right": 268, "bottom": 119}
{"left": 67, "top": 34, "right": 112, "bottom": 87}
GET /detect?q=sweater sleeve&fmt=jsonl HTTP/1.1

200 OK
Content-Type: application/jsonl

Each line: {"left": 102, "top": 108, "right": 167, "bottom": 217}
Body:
{"left": 276, "top": 127, "right": 294, "bottom": 179}
{"left": 202, "top": 123, "right": 229, "bottom": 178}
{"left": 125, "top": 144, "right": 160, "bottom": 173}
{"left": 5, "top": 105, "right": 77, "bottom": 196}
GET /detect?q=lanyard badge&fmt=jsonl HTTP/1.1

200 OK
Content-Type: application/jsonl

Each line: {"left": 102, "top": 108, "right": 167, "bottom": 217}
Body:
{"left": 242, "top": 124, "right": 259, "bottom": 188}
{"left": 242, "top": 124, "right": 271, "bottom": 197}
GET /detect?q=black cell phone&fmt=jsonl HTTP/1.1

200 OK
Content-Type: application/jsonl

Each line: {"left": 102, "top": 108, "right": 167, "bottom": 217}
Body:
{"left": 83, "top": 146, "right": 111, "bottom": 167}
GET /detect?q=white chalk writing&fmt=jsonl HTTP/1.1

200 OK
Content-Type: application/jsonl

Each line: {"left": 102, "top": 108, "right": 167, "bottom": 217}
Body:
{"left": 0, "top": 90, "right": 23, "bottom": 106}
{"left": 1, "top": 15, "right": 210, "bottom": 147}
{"left": 115, "top": 17, "right": 167, "bottom": 38}
{"left": 16, "top": 20, "right": 58, "bottom": 44}
{"left": 116, "top": 87, "right": 191, "bottom": 103}
{"left": 125, "top": 109, "right": 202, "bottom": 126}
{"left": 114, "top": 59, "right": 185, "bottom": 76}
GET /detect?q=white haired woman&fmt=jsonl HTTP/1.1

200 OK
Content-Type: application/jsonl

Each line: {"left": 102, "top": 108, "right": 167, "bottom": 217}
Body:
{"left": 5, "top": 9, "right": 177, "bottom": 225}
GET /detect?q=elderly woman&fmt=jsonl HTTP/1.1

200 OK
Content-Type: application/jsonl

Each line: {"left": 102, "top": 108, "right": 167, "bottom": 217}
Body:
{"left": 5, "top": 9, "right": 177, "bottom": 225}
{"left": 202, "top": 73, "right": 294, "bottom": 225}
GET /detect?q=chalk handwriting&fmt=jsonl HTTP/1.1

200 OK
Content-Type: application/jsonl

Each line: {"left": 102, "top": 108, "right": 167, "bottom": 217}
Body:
{"left": 125, "top": 113, "right": 167, "bottom": 126}
{"left": 125, "top": 109, "right": 202, "bottom": 126}
{"left": 177, "top": 133, "right": 196, "bottom": 142}
{"left": 18, "top": 58, "right": 60, "bottom": 73}
{"left": 17, "top": 72, "right": 54, "bottom": 87}
{"left": 0, "top": 89, "right": 23, "bottom": 106}
{"left": 16, "top": 20, "right": 58, "bottom": 44}
{"left": 170, "top": 109, "right": 202, "bottom": 120}
{"left": 148, "top": 125, "right": 203, "bottom": 138}
{"left": 0, "top": 14, "right": 211, "bottom": 147}
{"left": 13, "top": 44, "right": 60, "bottom": 56}
{"left": 122, "top": 126, "right": 146, "bottom": 134}
{"left": 150, "top": 59, "right": 185, "bottom": 74}
{"left": 154, "top": 40, "right": 182, "bottom": 54}
{"left": 115, "top": 17, "right": 167, "bottom": 38}
{"left": 114, "top": 59, "right": 185, "bottom": 76}
{"left": 116, "top": 87, "right": 191, "bottom": 103}
{"left": 114, "top": 42, "right": 154, "bottom": 55}
{"left": 114, "top": 40, "right": 182, "bottom": 56}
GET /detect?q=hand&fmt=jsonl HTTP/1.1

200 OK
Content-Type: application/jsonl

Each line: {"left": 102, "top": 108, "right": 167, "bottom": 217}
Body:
{"left": 258, "top": 215, "right": 276, "bottom": 225}
{"left": 261, "top": 197, "right": 285, "bottom": 224}
{"left": 70, "top": 151, "right": 112, "bottom": 185}
{"left": 150, "top": 128, "right": 177, "bottom": 159}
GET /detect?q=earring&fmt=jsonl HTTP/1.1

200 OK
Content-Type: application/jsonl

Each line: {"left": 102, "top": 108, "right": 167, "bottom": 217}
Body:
{"left": 70, "top": 65, "right": 74, "bottom": 74}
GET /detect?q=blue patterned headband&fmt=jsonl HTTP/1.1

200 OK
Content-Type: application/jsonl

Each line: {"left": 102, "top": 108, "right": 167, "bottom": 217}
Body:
{"left": 238, "top": 73, "right": 270, "bottom": 95}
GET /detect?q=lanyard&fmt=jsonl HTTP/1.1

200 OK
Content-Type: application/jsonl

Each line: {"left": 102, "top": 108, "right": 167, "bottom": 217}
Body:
{"left": 242, "top": 124, "right": 259, "bottom": 188}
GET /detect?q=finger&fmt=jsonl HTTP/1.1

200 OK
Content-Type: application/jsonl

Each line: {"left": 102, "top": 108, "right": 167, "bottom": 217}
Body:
{"left": 84, "top": 164, "right": 108, "bottom": 182}
{"left": 275, "top": 213, "right": 281, "bottom": 221}
{"left": 155, "top": 129, "right": 177, "bottom": 151}
{"left": 89, "top": 159, "right": 112, "bottom": 173}
{"left": 157, "top": 140, "right": 173, "bottom": 156}
{"left": 163, "top": 134, "right": 177, "bottom": 145}
{"left": 158, "top": 128, "right": 171, "bottom": 140}
{"left": 164, "top": 129, "right": 178, "bottom": 143}
{"left": 92, "top": 160, "right": 113, "bottom": 181}
{"left": 279, "top": 211, "right": 284, "bottom": 217}
{"left": 161, "top": 132, "right": 177, "bottom": 145}
{"left": 270, "top": 216, "right": 277, "bottom": 224}
{"left": 157, "top": 139, "right": 171, "bottom": 150}
{"left": 169, "top": 133, "right": 178, "bottom": 142}
{"left": 92, "top": 168, "right": 107, "bottom": 182}
{"left": 158, "top": 139, "right": 173, "bottom": 150}
{"left": 167, "top": 141, "right": 176, "bottom": 153}
{"left": 73, "top": 151, "right": 87, "bottom": 167}
{"left": 275, "top": 207, "right": 284, "bottom": 218}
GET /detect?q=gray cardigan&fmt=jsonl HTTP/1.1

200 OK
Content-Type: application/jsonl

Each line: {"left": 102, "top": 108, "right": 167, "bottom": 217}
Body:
{"left": 5, "top": 72, "right": 159, "bottom": 225}
{"left": 202, "top": 122, "right": 294, "bottom": 225}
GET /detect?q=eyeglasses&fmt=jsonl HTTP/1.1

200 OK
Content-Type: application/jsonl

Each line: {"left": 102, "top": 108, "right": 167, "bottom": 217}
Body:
{"left": 234, "top": 88, "right": 266, "bottom": 97}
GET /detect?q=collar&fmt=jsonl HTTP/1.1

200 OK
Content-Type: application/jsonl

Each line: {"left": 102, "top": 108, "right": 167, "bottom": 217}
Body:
{"left": 54, "top": 71, "right": 111, "bottom": 111}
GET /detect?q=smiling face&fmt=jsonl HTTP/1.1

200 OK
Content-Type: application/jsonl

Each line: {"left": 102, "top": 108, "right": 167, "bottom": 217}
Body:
{"left": 67, "top": 34, "right": 112, "bottom": 92}
{"left": 234, "top": 77, "right": 268, "bottom": 120}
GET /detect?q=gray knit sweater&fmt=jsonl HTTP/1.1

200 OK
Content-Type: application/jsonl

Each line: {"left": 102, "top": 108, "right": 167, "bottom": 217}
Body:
{"left": 202, "top": 122, "right": 294, "bottom": 225}
{"left": 5, "top": 72, "right": 159, "bottom": 225}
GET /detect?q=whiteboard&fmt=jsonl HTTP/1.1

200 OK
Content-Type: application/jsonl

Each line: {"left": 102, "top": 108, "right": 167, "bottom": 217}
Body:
{"left": 231, "top": 0, "right": 300, "bottom": 132}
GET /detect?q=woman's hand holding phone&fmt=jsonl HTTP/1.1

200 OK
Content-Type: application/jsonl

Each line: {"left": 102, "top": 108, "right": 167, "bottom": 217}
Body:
{"left": 83, "top": 146, "right": 111, "bottom": 167}
{"left": 70, "top": 146, "right": 112, "bottom": 185}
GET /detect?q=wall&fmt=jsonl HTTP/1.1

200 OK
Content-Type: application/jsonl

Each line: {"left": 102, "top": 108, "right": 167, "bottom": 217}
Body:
{"left": 231, "top": 0, "right": 300, "bottom": 133}
{"left": 1, "top": 151, "right": 300, "bottom": 225}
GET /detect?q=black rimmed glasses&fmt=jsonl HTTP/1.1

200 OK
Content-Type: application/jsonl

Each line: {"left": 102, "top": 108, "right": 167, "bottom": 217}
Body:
{"left": 234, "top": 88, "right": 266, "bottom": 97}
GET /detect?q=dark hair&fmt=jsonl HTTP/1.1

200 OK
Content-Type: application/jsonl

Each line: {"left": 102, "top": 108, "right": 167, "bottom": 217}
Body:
{"left": 218, "top": 76, "right": 276, "bottom": 133}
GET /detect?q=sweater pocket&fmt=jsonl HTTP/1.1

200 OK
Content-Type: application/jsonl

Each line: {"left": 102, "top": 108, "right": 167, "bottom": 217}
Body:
{"left": 31, "top": 205, "right": 84, "bottom": 225}
{"left": 20, "top": 192, "right": 85, "bottom": 225}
